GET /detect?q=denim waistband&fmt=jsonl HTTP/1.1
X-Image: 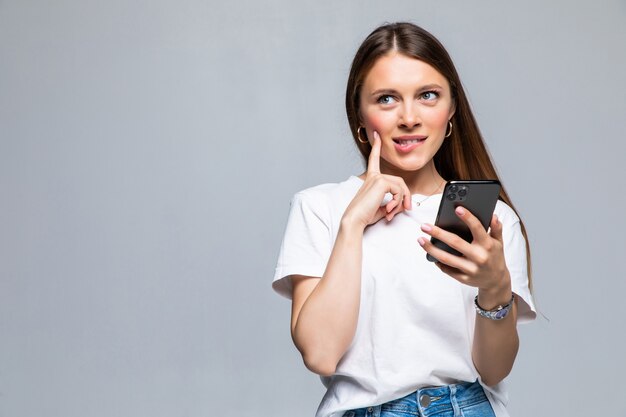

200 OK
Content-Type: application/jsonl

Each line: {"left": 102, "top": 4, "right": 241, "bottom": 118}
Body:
{"left": 343, "top": 379, "right": 493, "bottom": 417}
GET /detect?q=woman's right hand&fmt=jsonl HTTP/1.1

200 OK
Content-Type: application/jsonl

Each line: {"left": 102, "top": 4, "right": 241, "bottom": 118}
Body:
{"left": 342, "top": 131, "right": 412, "bottom": 229}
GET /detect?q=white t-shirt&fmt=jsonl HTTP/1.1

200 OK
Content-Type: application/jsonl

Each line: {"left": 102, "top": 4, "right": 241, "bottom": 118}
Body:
{"left": 273, "top": 176, "right": 536, "bottom": 417}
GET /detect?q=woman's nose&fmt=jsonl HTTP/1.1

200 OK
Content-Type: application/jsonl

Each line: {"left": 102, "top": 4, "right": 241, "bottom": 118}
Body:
{"left": 399, "top": 103, "right": 421, "bottom": 128}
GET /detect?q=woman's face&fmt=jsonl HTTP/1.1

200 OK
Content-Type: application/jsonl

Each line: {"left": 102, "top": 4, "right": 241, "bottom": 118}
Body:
{"left": 359, "top": 53, "right": 455, "bottom": 174}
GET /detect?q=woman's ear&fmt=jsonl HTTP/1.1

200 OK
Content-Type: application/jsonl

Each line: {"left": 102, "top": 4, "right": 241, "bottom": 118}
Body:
{"left": 449, "top": 99, "right": 456, "bottom": 119}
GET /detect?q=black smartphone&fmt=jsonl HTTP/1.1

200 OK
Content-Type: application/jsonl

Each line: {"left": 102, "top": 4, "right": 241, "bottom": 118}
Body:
{"left": 426, "top": 180, "right": 501, "bottom": 262}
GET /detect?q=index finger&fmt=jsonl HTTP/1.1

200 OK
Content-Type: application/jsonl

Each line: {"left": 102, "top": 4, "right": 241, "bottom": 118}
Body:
{"left": 367, "top": 131, "right": 381, "bottom": 175}
{"left": 455, "top": 206, "right": 490, "bottom": 244}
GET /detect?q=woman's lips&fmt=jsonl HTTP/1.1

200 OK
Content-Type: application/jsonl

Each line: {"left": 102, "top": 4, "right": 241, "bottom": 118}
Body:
{"left": 392, "top": 135, "right": 427, "bottom": 153}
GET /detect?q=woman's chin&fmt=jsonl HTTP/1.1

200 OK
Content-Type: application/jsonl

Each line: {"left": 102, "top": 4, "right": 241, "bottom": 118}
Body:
{"left": 383, "top": 157, "right": 431, "bottom": 174}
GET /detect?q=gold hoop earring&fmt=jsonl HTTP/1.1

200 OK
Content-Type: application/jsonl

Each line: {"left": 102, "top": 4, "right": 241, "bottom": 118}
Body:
{"left": 357, "top": 127, "right": 369, "bottom": 144}
{"left": 445, "top": 121, "right": 453, "bottom": 138}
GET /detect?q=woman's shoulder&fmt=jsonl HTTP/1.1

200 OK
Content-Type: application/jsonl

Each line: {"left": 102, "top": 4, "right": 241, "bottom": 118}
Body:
{"left": 494, "top": 199, "right": 521, "bottom": 225}
{"left": 286, "top": 176, "right": 362, "bottom": 225}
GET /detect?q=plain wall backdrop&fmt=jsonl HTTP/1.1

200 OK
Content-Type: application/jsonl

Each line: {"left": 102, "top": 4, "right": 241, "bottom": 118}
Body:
{"left": 1, "top": 1, "right": 625, "bottom": 416}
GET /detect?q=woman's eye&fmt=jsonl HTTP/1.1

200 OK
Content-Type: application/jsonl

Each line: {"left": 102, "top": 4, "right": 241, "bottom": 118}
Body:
{"left": 421, "top": 91, "right": 439, "bottom": 101}
{"left": 377, "top": 95, "right": 396, "bottom": 105}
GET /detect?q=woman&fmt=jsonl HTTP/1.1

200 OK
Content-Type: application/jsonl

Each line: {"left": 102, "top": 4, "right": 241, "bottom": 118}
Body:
{"left": 273, "top": 22, "right": 536, "bottom": 417}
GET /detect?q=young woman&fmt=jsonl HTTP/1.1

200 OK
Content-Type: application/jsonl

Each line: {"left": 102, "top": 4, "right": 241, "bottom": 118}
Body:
{"left": 273, "top": 22, "right": 536, "bottom": 417}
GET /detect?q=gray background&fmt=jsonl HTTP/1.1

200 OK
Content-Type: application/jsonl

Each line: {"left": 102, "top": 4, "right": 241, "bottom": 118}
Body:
{"left": 1, "top": 0, "right": 625, "bottom": 416}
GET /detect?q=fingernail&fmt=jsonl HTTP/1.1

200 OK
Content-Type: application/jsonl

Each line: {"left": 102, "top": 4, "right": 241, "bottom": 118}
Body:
{"left": 417, "top": 237, "right": 426, "bottom": 246}
{"left": 421, "top": 224, "right": 432, "bottom": 232}
{"left": 374, "top": 131, "right": 380, "bottom": 141}
{"left": 455, "top": 206, "right": 465, "bottom": 216}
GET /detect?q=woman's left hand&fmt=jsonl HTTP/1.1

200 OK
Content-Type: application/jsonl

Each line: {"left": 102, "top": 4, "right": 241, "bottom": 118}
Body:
{"left": 417, "top": 206, "right": 510, "bottom": 295}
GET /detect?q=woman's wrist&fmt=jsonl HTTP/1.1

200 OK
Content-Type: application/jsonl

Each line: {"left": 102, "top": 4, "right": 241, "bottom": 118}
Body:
{"left": 477, "top": 272, "right": 512, "bottom": 311}
{"left": 340, "top": 214, "right": 367, "bottom": 234}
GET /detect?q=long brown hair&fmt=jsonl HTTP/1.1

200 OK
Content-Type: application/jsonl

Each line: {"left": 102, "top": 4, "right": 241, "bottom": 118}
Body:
{"left": 345, "top": 22, "right": 532, "bottom": 287}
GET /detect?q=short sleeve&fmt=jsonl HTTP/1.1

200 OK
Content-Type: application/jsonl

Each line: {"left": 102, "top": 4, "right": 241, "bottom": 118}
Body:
{"left": 272, "top": 192, "right": 333, "bottom": 300}
{"left": 500, "top": 208, "right": 537, "bottom": 324}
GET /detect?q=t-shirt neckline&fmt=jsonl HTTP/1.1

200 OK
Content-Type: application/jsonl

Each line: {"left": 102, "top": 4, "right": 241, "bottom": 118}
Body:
{"left": 349, "top": 175, "right": 444, "bottom": 199}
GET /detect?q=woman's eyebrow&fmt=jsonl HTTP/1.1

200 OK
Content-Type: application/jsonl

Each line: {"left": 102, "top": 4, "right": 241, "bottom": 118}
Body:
{"left": 370, "top": 88, "right": 398, "bottom": 97}
{"left": 416, "top": 83, "right": 444, "bottom": 92}
{"left": 370, "top": 84, "right": 444, "bottom": 97}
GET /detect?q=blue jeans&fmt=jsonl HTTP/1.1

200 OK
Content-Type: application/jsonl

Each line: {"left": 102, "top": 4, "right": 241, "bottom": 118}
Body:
{"left": 342, "top": 380, "right": 495, "bottom": 417}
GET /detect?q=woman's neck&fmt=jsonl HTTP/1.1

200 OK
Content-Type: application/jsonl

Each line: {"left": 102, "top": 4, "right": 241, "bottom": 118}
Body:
{"left": 359, "top": 160, "right": 445, "bottom": 195}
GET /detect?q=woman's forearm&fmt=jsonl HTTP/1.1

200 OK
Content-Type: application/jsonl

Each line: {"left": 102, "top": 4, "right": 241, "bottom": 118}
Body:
{"left": 472, "top": 278, "right": 519, "bottom": 386}
{"left": 292, "top": 218, "right": 364, "bottom": 376}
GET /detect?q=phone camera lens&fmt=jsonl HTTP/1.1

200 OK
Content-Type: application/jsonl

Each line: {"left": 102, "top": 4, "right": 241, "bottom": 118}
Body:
{"left": 449, "top": 185, "right": 458, "bottom": 193}
{"left": 458, "top": 188, "right": 467, "bottom": 197}
{"left": 447, "top": 193, "right": 456, "bottom": 201}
